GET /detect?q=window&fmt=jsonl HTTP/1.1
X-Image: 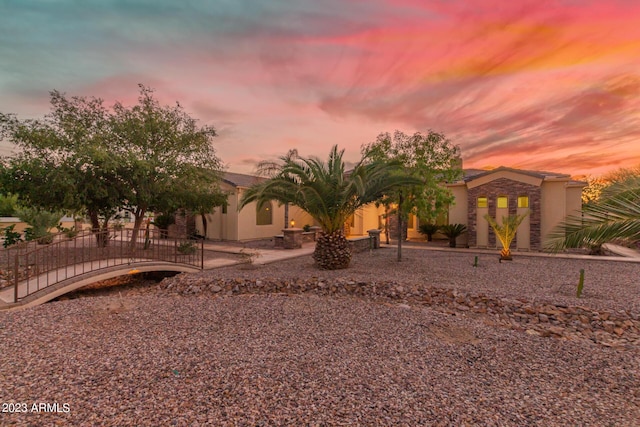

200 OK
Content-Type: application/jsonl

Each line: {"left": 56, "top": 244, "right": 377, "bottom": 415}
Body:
{"left": 256, "top": 202, "right": 272, "bottom": 225}
{"left": 477, "top": 197, "right": 488, "bottom": 208}
{"left": 497, "top": 196, "right": 508, "bottom": 209}
{"left": 221, "top": 204, "right": 227, "bottom": 214}
{"left": 518, "top": 196, "right": 529, "bottom": 208}
{"left": 348, "top": 215, "right": 355, "bottom": 227}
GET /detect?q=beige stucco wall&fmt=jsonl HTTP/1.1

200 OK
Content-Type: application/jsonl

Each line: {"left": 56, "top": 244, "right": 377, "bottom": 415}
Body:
{"left": 447, "top": 185, "right": 468, "bottom": 225}
{"left": 446, "top": 184, "right": 469, "bottom": 246}
{"left": 349, "top": 204, "right": 385, "bottom": 236}
{"left": 565, "top": 185, "right": 584, "bottom": 218}
{"left": 195, "top": 184, "right": 314, "bottom": 241}
{"left": 540, "top": 181, "right": 568, "bottom": 246}
{"left": 0, "top": 218, "right": 77, "bottom": 234}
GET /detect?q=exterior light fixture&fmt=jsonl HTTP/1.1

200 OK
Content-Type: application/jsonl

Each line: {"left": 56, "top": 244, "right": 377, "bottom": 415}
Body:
{"left": 290, "top": 219, "right": 295, "bottom": 227}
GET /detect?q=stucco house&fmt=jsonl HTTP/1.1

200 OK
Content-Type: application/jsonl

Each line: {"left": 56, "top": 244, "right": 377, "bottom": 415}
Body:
{"left": 346, "top": 166, "right": 586, "bottom": 251}
{"left": 446, "top": 167, "right": 586, "bottom": 250}
{"left": 194, "top": 172, "right": 314, "bottom": 241}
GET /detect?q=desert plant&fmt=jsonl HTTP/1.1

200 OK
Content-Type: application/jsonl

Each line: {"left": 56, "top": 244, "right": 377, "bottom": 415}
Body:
{"left": 56, "top": 224, "right": 79, "bottom": 239}
{"left": 577, "top": 269, "right": 585, "bottom": 298}
{"left": 1, "top": 224, "right": 23, "bottom": 248}
{"left": 484, "top": 213, "right": 529, "bottom": 260}
{"left": 0, "top": 193, "right": 19, "bottom": 217}
{"left": 240, "top": 145, "right": 419, "bottom": 270}
{"left": 152, "top": 212, "right": 175, "bottom": 238}
{"left": 303, "top": 224, "right": 311, "bottom": 232}
{"left": 16, "top": 207, "right": 63, "bottom": 244}
{"left": 177, "top": 241, "right": 196, "bottom": 255}
{"left": 440, "top": 223, "right": 467, "bottom": 247}
{"left": 418, "top": 222, "right": 439, "bottom": 242}
{"left": 546, "top": 177, "right": 640, "bottom": 252}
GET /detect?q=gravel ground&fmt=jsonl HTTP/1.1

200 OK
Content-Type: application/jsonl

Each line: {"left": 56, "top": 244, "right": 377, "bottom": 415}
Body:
{"left": 1, "top": 246, "right": 639, "bottom": 426}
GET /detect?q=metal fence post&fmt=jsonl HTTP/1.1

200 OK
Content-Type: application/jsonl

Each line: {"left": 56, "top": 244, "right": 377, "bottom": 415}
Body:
{"left": 14, "top": 256, "right": 19, "bottom": 303}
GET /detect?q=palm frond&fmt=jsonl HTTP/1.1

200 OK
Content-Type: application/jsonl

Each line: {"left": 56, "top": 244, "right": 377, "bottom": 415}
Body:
{"left": 239, "top": 145, "right": 420, "bottom": 234}
{"left": 546, "top": 187, "right": 640, "bottom": 251}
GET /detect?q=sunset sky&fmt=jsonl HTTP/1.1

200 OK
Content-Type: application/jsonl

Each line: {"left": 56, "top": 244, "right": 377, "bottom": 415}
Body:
{"left": 1, "top": 0, "right": 639, "bottom": 177}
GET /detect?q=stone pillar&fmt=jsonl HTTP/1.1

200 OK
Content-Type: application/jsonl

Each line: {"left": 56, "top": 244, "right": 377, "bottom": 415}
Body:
{"left": 282, "top": 228, "right": 303, "bottom": 249}
{"left": 309, "top": 226, "right": 322, "bottom": 241}
{"left": 367, "top": 229, "right": 382, "bottom": 249}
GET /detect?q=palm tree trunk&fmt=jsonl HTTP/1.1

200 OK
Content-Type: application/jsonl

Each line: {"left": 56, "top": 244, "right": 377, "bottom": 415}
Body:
{"left": 284, "top": 203, "right": 289, "bottom": 229}
{"left": 313, "top": 230, "right": 352, "bottom": 269}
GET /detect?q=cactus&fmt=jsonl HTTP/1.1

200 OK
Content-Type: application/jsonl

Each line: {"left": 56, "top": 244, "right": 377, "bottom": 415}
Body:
{"left": 577, "top": 269, "right": 585, "bottom": 298}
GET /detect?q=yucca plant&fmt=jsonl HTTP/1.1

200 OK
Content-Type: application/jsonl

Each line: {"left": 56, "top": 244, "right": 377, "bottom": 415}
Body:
{"left": 240, "top": 145, "right": 419, "bottom": 269}
{"left": 440, "top": 223, "right": 467, "bottom": 248}
{"left": 484, "top": 213, "right": 528, "bottom": 260}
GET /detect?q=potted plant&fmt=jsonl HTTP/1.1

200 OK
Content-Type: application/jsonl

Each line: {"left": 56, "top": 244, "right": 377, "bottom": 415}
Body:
{"left": 440, "top": 223, "right": 467, "bottom": 248}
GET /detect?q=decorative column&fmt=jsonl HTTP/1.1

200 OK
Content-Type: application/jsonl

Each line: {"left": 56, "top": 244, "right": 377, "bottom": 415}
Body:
{"left": 282, "top": 228, "right": 303, "bottom": 249}
{"left": 367, "top": 229, "right": 382, "bottom": 249}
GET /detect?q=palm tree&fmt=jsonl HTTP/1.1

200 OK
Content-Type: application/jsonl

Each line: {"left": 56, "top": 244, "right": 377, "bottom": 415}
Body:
{"left": 484, "top": 213, "right": 528, "bottom": 260}
{"left": 240, "top": 145, "right": 418, "bottom": 269}
{"left": 440, "top": 223, "right": 467, "bottom": 248}
{"left": 546, "top": 180, "right": 640, "bottom": 252}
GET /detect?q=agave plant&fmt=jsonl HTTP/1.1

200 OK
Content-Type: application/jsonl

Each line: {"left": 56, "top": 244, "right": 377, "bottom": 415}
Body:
{"left": 240, "top": 145, "right": 419, "bottom": 269}
{"left": 439, "top": 223, "right": 467, "bottom": 248}
{"left": 484, "top": 213, "right": 528, "bottom": 260}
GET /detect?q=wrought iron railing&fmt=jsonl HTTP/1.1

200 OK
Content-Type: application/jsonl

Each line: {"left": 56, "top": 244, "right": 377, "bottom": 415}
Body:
{"left": 1, "top": 227, "right": 203, "bottom": 303}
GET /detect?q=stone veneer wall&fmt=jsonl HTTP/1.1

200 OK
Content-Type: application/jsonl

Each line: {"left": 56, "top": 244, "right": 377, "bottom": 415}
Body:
{"left": 467, "top": 178, "right": 541, "bottom": 250}
{"left": 387, "top": 213, "right": 408, "bottom": 240}
{"left": 173, "top": 209, "right": 197, "bottom": 238}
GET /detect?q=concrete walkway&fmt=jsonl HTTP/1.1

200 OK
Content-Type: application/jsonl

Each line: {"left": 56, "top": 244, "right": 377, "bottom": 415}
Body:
{"left": 383, "top": 241, "right": 640, "bottom": 263}
{"left": 202, "top": 241, "right": 315, "bottom": 268}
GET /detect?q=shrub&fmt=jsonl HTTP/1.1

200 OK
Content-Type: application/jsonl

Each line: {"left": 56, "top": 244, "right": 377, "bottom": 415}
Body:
{"left": 418, "top": 222, "right": 440, "bottom": 241}
{"left": 0, "top": 193, "right": 19, "bottom": 217}
{"left": 16, "top": 207, "right": 63, "bottom": 244}
{"left": 2, "top": 224, "right": 23, "bottom": 248}
{"left": 177, "top": 241, "right": 197, "bottom": 255}
{"left": 440, "top": 223, "right": 467, "bottom": 248}
{"left": 152, "top": 213, "right": 175, "bottom": 238}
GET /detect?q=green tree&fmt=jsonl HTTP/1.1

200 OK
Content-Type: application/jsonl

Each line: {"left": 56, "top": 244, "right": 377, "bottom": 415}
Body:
{"left": 240, "top": 145, "right": 417, "bottom": 270}
{"left": 0, "top": 90, "right": 124, "bottom": 245}
{"left": 174, "top": 170, "right": 227, "bottom": 238}
{"left": 109, "top": 86, "right": 224, "bottom": 244}
{"left": 0, "top": 193, "right": 19, "bottom": 217}
{"left": 362, "top": 130, "right": 462, "bottom": 261}
{"left": 16, "top": 206, "right": 64, "bottom": 244}
{"left": 254, "top": 149, "right": 300, "bottom": 229}
{"left": 0, "top": 86, "right": 225, "bottom": 246}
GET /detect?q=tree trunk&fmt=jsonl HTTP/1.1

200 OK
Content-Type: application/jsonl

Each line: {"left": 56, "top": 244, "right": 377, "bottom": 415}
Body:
{"left": 384, "top": 206, "right": 390, "bottom": 245}
{"left": 89, "top": 210, "right": 109, "bottom": 247}
{"left": 397, "top": 193, "right": 403, "bottom": 262}
{"left": 130, "top": 211, "right": 146, "bottom": 247}
{"left": 313, "top": 230, "right": 352, "bottom": 270}
{"left": 284, "top": 203, "right": 289, "bottom": 229}
{"left": 201, "top": 211, "right": 208, "bottom": 238}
